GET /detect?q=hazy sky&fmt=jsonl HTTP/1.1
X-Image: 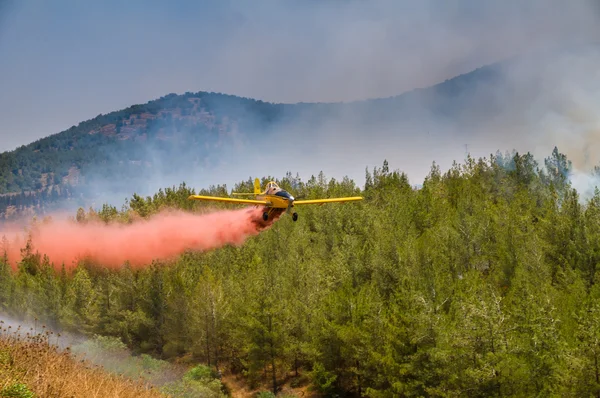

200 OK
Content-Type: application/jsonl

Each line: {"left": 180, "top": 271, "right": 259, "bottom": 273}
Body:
{"left": 0, "top": 0, "right": 599, "bottom": 153}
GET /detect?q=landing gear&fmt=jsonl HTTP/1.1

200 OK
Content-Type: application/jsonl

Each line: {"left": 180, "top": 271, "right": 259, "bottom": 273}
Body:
{"left": 263, "top": 212, "right": 269, "bottom": 221}
{"left": 292, "top": 212, "right": 298, "bottom": 222}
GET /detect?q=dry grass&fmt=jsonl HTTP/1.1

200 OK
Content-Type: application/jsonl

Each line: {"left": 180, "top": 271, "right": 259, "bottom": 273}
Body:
{"left": 0, "top": 324, "right": 166, "bottom": 398}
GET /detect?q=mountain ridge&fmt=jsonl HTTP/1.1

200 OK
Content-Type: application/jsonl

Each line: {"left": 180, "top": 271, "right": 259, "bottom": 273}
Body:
{"left": 0, "top": 62, "right": 503, "bottom": 215}
{"left": 1, "top": 44, "right": 599, "bottom": 219}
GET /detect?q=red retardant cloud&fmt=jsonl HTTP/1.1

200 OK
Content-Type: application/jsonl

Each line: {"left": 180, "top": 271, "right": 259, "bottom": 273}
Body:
{"left": 0, "top": 207, "right": 283, "bottom": 270}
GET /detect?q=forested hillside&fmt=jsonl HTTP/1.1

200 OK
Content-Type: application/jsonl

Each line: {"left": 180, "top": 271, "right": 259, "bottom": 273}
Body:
{"left": 5, "top": 43, "right": 589, "bottom": 220}
{"left": 0, "top": 92, "right": 289, "bottom": 219}
{"left": 2, "top": 148, "right": 600, "bottom": 396}
{"left": 0, "top": 58, "right": 507, "bottom": 219}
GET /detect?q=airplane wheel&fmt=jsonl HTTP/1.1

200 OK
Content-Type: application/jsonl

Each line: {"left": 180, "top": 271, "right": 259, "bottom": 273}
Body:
{"left": 292, "top": 213, "right": 298, "bottom": 222}
{"left": 263, "top": 212, "right": 269, "bottom": 221}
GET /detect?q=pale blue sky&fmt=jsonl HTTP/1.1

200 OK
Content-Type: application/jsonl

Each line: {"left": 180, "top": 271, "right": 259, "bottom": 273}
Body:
{"left": 0, "top": 0, "right": 598, "bottom": 152}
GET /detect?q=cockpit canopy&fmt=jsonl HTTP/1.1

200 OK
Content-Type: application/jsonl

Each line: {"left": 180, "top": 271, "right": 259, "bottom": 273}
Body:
{"left": 265, "top": 181, "right": 294, "bottom": 200}
{"left": 266, "top": 181, "right": 280, "bottom": 191}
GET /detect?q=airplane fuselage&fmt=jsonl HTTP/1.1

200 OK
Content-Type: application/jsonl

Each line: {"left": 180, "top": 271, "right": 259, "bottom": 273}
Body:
{"left": 258, "top": 185, "right": 297, "bottom": 220}
{"left": 257, "top": 188, "right": 295, "bottom": 209}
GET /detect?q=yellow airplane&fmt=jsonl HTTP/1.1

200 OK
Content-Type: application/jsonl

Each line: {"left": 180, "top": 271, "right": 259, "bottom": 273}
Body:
{"left": 188, "top": 178, "right": 363, "bottom": 221}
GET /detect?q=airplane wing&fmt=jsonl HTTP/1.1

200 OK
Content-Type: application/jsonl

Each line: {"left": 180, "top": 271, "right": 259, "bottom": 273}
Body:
{"left": 188, "top": 195, "right": 269, "bottom": 205}
{"left": 293, "top": 197, "right": 363, "bottom": 205}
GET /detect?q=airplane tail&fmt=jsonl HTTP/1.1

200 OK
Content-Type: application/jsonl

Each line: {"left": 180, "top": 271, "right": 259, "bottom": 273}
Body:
{"left": 232, "top": 178, "right": 263, "bottom": 197}
{"left": 254, "top": 178, "right": 261, "bottom": 194}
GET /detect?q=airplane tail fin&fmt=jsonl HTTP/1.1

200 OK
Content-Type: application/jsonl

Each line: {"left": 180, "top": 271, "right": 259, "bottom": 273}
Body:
{"left": 254, "top": 178, "right": 261, "bottom": 194}
{"left": 232, "top": 178, "right": 262, "bottom": 197}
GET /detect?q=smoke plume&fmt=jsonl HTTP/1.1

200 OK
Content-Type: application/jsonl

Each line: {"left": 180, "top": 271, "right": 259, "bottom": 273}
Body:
{"left": 1, "top": 206, "right": 282, "bottom": 270}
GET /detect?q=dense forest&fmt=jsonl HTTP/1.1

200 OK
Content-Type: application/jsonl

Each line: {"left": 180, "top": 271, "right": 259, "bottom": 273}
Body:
{"left": 1, "top": 147, "right": 600, "bottom": 396}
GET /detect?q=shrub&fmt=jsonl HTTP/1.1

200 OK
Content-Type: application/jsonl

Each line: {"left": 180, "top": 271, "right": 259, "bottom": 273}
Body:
{"left": 0, "top": 383, "right": 35, "bottom": 398}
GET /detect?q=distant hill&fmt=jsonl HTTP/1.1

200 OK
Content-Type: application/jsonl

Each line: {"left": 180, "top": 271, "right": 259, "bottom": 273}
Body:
{"left": 1, "top": 44, "right": 599, "bottom": 219}
{"left": 0, "top": 92, "right": 291, "bottom": 218}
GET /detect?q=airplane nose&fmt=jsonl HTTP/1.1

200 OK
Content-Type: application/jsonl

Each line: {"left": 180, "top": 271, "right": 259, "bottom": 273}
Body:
{"left": 289, "top": 196, "right": 295, "bottom": 201}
